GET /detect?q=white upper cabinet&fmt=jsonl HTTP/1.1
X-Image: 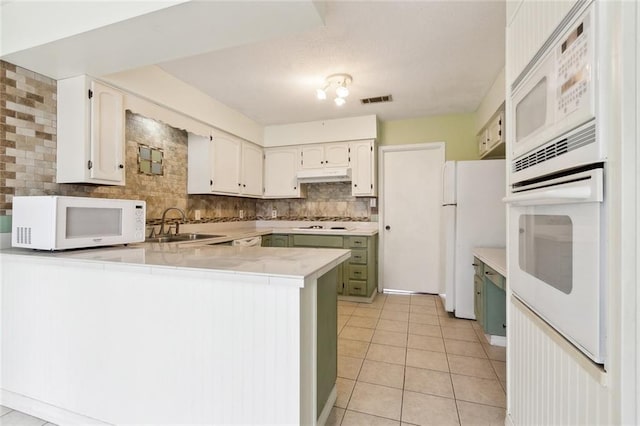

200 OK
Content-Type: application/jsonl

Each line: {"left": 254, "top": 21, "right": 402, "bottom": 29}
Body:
{"left": 324, "top": 143, "right": 350, "bottom": 167}
{"left": 241, "top": 142, "right": 264, "bottom": 197}
{"left": 211, "top": 132, "right": 242, "bottom": 194}
{"left": 486, "top": 111, "right": 504, "bottom": 151}
{"left": 477, "top": 107, "right": 505, "bottom": 159}
{"left": 57, "top": 76, "right": 125, "bottom": 185}
{"left": 301, "top": 142, "right": 350, "bottom": 169}
{"left": 188, "top": 130, "right": 263, "bottom": 198}
{"left": 350, "top": 140, "right": 376, "bottom": 197}
{"left": 263, "top": 147, "right": 303, "bottom": 198}
{"left": 187, "top": 132, "right": 213, "bottom": 194}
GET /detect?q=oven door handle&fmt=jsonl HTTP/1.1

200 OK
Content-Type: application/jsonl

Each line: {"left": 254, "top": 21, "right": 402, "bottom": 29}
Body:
{"left": 503, "top": 186, "right": 594, "bottom": 206}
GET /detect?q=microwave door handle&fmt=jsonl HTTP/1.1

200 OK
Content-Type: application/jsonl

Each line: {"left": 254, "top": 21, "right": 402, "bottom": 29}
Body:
{"left": 503, "top": 186, "right": 593, "bottom": 206}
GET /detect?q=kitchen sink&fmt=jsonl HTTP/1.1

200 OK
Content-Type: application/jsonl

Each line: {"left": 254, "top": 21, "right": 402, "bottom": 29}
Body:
{"left": 145, "top": 233, "right": 225, "bottom": 243}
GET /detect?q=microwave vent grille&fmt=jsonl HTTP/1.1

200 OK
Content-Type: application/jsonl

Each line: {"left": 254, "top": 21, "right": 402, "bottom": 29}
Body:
{"left": 512, "top": 122, "right": 596, "bottom": 173}
{"left": 16, "top": 226, "right": 32, "bottom": 245}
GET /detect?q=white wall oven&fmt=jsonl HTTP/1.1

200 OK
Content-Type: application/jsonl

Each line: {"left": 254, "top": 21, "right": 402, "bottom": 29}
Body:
{"left": 506, "top": 164, "right": 605, "bottom": 363}
{"left": 507, "top": 0, "right": 607, "bottom": 364}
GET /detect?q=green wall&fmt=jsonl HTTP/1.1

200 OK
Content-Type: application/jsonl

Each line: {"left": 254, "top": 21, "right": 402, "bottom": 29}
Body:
{"left": 378, "top": 113, "right": 479, "bottom": 161}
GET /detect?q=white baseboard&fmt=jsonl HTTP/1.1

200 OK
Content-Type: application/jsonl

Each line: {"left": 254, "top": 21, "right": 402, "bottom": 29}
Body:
{"left": 487, "top": 333, "right": 507, "bottom": 347}
{"left": 1, "top": 389, "right": 110, "bottom": 425}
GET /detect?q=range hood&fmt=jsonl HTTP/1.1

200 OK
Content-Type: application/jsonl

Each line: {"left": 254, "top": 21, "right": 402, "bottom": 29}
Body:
{"left": 296, "top": 167, "right": 352, "bottom": 183}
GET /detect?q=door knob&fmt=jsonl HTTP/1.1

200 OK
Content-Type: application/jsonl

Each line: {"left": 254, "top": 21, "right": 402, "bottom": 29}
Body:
{"left": 385, "top": 225, "right": 391, "bottom": 230}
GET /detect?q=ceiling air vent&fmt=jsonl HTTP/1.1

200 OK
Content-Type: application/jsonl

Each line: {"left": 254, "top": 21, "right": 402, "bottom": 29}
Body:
{"left": 360, "top": 95, "right": 393, "bottom": 104}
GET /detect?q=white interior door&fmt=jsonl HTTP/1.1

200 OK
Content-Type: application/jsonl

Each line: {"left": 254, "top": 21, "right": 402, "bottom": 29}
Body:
{"left": 380, "top": 143, "right": 444, "bottom": 293}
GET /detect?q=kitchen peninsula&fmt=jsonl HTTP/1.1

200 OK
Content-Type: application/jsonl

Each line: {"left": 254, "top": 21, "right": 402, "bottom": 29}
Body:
{"left": 0, "top": 243, "right": 350, "bottom": 425}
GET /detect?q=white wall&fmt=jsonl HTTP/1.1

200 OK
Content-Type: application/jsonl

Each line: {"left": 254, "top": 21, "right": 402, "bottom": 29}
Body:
{"left": 103, "top": 66, "right": 264, "bottom": 145}
{"left": 264, "top": 115, "right": 378, "bottom": 147}
{"left": 474, "top": 68, "right": 505, "bottom": 133}
{"left": 0, "top": 1, "right": 186, "bottom": 56}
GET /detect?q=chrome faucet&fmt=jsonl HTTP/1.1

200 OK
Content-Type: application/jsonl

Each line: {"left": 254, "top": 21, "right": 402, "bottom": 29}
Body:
{"left": 159, "top": 207, "right": 187, "bottom": 236}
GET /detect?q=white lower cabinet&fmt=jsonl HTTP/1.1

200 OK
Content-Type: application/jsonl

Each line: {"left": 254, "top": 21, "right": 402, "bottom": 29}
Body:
{"left": 188, "top": 131, "right": 263, "bottom": 198}
{"left": 57, "top": 76, "right": 125, "bottom": 185}
{"left": 263, "top": 147, "right": 303, "bottom": 198}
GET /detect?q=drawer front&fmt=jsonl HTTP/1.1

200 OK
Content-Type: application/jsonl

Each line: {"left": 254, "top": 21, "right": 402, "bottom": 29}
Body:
{"left": 349, "top": 249, "right": 368, "bottom": 264}
{"left": 291, "top": 234, "right": 344, "bottom": 248}
{"left": 346, "top": 236, "right": 368, "bottom": 248}
{"left": 347, "top": 280, "right": 367, "bottom": 296}
{"left": 484, "top": 264, "right": 505, "bottom": 290}
{"left": 347, "top": 264, "right": 368, "bottom": 280}
{"left": 271, "top": 235, "right": 290, "bottom": 247}
{"left": 473, "top": 257, "right": 484, "bottom": 278}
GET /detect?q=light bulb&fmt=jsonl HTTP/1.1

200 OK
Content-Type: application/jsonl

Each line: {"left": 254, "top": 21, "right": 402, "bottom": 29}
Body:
{"left": 334, "top": 97, "right": 346, "bottom": 106}
{"left": 316, "top": 88, "right": 327, "bottom": 100}
{"left": 336, "top": 85, "right": 349, "bottom": 98}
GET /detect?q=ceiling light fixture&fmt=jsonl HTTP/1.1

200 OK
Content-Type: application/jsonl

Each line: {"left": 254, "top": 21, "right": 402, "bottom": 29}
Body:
{"left": 316, "top": 73, "right": 352, "bottom": 107}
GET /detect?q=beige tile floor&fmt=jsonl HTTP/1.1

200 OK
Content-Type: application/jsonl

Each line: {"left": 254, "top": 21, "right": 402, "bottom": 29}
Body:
{"left": 329, "top": 293, "right": 506, "bottom": 426}
{"left": 0, "top": 405, "right": 53, "bottom": 426}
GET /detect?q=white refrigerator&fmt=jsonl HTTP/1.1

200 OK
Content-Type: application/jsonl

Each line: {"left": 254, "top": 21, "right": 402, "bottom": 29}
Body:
{"left": 440, "top": 160, "right": 506, "bottom": 319}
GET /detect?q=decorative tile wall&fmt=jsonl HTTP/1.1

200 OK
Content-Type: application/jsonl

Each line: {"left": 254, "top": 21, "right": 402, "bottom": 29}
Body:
{"left": 0, "top": 60, "right": 57, "bottom": 213}
{"left": 0, "top": 60, "right": 373, "bottom": 225}
{"left": 255, "top": 183, "right": 373, "bottom": 220}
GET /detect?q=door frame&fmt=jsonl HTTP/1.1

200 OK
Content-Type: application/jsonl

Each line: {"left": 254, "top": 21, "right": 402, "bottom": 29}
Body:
{"left": 377, "top": 142, "right": 445, "bottom": 293}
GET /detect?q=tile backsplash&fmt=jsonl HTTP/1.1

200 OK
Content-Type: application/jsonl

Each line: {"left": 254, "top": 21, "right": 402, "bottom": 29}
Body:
{"left": 0, "top": 60, "right": 374, "bottom": 224}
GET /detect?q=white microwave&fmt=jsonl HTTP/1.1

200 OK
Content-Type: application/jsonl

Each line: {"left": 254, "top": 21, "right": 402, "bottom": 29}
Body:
{"left": 11, "top": 196, "right": 146, "bottom": 250}
{"left": 511, "top": 3, "right": 602, "bottom": 182}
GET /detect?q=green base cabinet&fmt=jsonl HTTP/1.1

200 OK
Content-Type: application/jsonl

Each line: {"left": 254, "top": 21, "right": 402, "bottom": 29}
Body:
{"left": 286, "top": 234, "right": 378, "bottom": 300}
{"left": 316, "top": 266, "right": 338, "bottom": 419}
{"left": 473, "top": 256, "right": 506, "bottom": 337}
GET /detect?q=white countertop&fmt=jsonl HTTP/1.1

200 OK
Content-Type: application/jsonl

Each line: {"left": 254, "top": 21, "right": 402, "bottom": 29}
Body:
{"left": 176, "top": 220, "right": 378, "bottom": 242}
{"left": 472, "top": 247, "right": 506, "bottom": 277}
{"left": 0, "top": 245, "right": 351, "bottom": 284}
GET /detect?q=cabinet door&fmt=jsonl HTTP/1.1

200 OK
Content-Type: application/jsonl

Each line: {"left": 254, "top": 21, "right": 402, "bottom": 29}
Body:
{"left": 264, "top": 148, "right": 301, "bottom": 198}
{"left": 271, "top": 235, "right": 290, "bottom": 247}
{"left": 241, "top": 142, "right": 263, "bottom": 197}
{"left": 300, "top": 145, "right": 324, "bottom": 169}
{"left": 324, "top": 143, "right": 350, "bottom": 167}
{"left": 477, "top": 130, "right": 488, "bottom": 156}
{"left": 211, "top": 133, "right": 241, "bottom": 194}
{"left": 89, "top": 81, "right": 124, "bottom": 183}
{"left": 487, "top": 112, "right": 504, "bottom": 150}
{"left": 351, "top": 141, "right": 375, "bottom": 196}
{"left": 474, "top": 275, "right": 485, "bottom": 326}
{"left": 484, "top": 279, "right": 506, "bottom": 336}
{"left": 187, "top": 132, "right": 214, "bottom": 194}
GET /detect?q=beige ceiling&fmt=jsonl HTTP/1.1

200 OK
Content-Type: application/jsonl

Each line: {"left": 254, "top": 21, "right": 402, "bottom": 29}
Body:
{"left": 158, "top": 1, "right": 506, "bottom": 126}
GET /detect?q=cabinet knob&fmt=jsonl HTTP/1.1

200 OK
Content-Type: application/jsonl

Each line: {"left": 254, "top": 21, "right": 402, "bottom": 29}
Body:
{"left": 294, "top": 186, "right": 297, "bottom": 190}
{"left": 485, "top": 271, "right": 493, "bottom": 276}
{"left": 210, "top": 180, "right": 213, "bottom": 186}
{"left": 243, "top": 184, "right": 246, "bottom": 187}
{"left": 472, "top": 263, "right": 479, "bottom": 266}
{"left": 385, "top": 225, "right": 391, "bottom": 230}
{"left": 477, "top": 291, "right": 481, "bottom": 295}
{"left": 354, "top": 184, "right": 358, "bottom": 187}
{"left": 118, "top": 164, "right": 124, "bottom": 169}
{"left": 238, "top": 183, "right": 241, "bottom": 187}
